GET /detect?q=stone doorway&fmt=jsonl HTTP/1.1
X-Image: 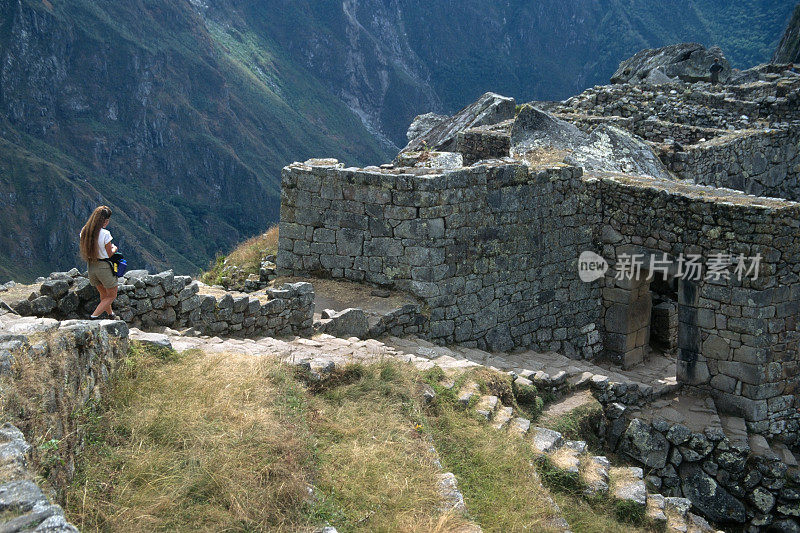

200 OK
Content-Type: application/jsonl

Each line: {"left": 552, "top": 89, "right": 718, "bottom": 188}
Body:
{"left": 603, "top": 250, "right": 693, "bottom": 381}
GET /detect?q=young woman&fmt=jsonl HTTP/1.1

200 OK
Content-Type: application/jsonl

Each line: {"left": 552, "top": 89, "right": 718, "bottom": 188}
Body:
{"left": 79, "top": 206, "right": 119, "bottom": 319}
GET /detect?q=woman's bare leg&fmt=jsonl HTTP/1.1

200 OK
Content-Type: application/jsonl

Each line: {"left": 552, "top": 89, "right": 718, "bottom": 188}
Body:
{"left": 92, "top": 285, "right": 118, "bottom": 317}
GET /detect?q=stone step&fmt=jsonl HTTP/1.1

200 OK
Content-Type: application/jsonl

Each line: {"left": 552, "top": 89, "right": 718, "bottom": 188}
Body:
{"left": 457, "top": 381, "right": 480, "bottom": 406}
{"left": 662, "top": 496, "right": 717, "bottom": 533}
{"left": 508, "top": 417, "right": 531, "bottom": 438}
{"left": 646, "top": 493, "right": 668, "bottom": 524}
{"left": 530, "top": 427, "right": 564, "bottom": 454}
{"left": 438, "top": 472, "right": 467, "bottom": 514}
{"left": 548, "top": 446, "right": 581, "bottom": 475}
{"left": 609, "top": 466, "right": 647, "bottom": 508}
{"left": 474, "top": 395, "right": 499, "bottom": 421}
{"left": 491, "top": 406, "right": 514, "bottom": 430}
{"left": 580, "top": 455, "right": 610, "bottom": 495}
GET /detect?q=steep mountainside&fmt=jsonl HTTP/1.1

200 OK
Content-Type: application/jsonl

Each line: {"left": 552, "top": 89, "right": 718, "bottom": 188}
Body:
{"left": 0, "top": 0, "right": 794, "bottom": 282}
{"left": 774, "top": 3, "right": 800, "bottom": 63}
{"left": 0, "top": 0, "right": 389, "bottom": 282}
{"left": 262, "top": 0, "right": 795, "bottom": 146}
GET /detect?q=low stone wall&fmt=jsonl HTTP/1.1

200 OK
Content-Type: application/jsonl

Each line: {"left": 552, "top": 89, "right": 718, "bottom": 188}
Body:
{"left": 633, "top": 118, "right": 728, "bottom": 145}
{"left": 366, "top": 303, "right": 429, "bottom": 339}
{"left": 662, "top": 125, "right": 800, "bottom": 202}
{"left": 8, "top": 269, "right": 314, "bottom": 338}
{"left": 600, "top": 407, "right": 800, "bottom": 531}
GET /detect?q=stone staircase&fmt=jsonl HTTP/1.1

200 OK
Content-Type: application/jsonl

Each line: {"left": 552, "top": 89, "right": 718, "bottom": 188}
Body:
{"left": 457, "top": 381, "right": 721, "bottom": 533}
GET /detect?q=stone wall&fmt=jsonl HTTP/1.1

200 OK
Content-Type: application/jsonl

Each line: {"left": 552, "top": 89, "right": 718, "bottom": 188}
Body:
{"left": 556, "top": 82, "right": 800, "bottom": 129}
{"left": 662, "top": 125, "right": 800, "bottom": 202}
{"left": 277, "top": 159, "right": 603, "bottom": 355}
{"left": 600, "top": 408, "right": 800, "bottom": 531}
{"left": 277, "top": 159, "right": 800, "bottom": 440}
{"left": 0, "top": 313, "right": 129, "bottom": 532}
{"left": 554, "top": 113, "right": 726, "bottom": 146}
{"left": 590, "top": 172, "right": 800, "bottom": 441}
{"left": 455, "top": 122, "right": 512, "bottom": 164}
{"left": 8, "top": 270, "right": 314, "bottom": 338}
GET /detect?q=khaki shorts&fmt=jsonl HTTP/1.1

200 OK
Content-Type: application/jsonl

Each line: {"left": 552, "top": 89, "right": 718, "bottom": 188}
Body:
{"left": 88, "top": 261, "right": 119, "bottom": 289}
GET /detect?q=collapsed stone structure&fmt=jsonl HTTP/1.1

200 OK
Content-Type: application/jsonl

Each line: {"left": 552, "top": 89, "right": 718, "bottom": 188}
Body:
{"left": 277, "top": 46, "right": 800, "bottom": 529}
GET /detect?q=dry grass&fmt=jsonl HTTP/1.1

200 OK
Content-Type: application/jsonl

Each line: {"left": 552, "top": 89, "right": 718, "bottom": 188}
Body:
{"left": 551, "top": 493, "right": 656, "bottom": 533}
{"left": 426, "top": 402, "right": 564, "bottom": 533}
{"left": 65, "top": 347, "right": 314, "bottom": 532}
{"left": 201, "top": 225, "right": 279, "bottom": 285}
{"left": 64, "top": 349, "right": 465, "bottom": 532}
{"left": 305, "top": 361, "right": 468, "bottom": 532}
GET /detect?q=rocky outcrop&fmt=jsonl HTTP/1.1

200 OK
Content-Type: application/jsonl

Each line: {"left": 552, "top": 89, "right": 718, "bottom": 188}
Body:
{"left": 611, "top": 43, "right": 730, "bottom": 84}
{"left": 509, "top": 105, "right": 587, "bottom": 155}
{"left": 774, "top": 3, "right": 800, "bottom": 64}
{"left": 402, "top": 93, "right": 516, "bottom": 153}
{"left": 564, "top": 124, "right": 673, "bottom": 180}
{"left": 510, "top": 105, "right": 672, "bottom": 179}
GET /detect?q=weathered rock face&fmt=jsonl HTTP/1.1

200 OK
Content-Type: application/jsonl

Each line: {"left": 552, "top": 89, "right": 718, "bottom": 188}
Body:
{"left": 564, "top": 124, "right": 673, "bottom": 180}
{"left": 402, "top": 92, "right": 516, "bottom": 153}
{"left": 618, "top": 418, "right": 669, "bottom": 469}
{"left": 407, "top": 113, "right": 450, "bottom": 142}
{"left": 509, "top": 105, "right": 587, "bottom": 155}
{"left": 510, "top": 106, "right": 672, "bottom": 180}
{"left": 611, "top": 43, "right": 730, "bottom": 84}
{"left": 773, "top": 3, "right": 800, "bottom": 64}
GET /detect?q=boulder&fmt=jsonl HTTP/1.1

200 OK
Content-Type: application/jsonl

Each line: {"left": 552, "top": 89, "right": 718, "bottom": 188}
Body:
{"left": 406, "top": 112, "right": 449, "bottom": 142}
{"left": 510, "top": 106, "right": 672, "bottom": 180}
{"left": 564, "top": 124, "right": 673, "bottom": 180}
{"left": 618, "top": 418, "right": 669, "bottom": 469}
{"left": 316, "top": 308, "right": 369, "bottom": 339}
{"left": 29, "top": 296, "right": 57, "bottom": 316}
{"left": 510, "top": 104, "right": 587, "bottom": 157}
{"left": 611, "top": 43, "right": 730, "bottom": 84}
{"left": 402, "top": 92, "right": 515, "bottom": 153}
{"left": 39, "top": 279, "right": 69, "bottom": 300}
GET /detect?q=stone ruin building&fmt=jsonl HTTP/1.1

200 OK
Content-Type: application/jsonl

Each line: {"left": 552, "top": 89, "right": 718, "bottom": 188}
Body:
{"left": 1, "top": 43, "right": 799, "bottom": 532}
{"left": 277, "top": 44, "right": 800, "bottom": 525}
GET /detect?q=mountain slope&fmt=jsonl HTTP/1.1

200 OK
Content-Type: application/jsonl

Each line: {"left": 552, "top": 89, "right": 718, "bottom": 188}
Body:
{"left": 0, "top": 0, "right": 794, "bottom": 282}
{"left": 774, "top": 2, "right": 800, "bottom": 63}
{"left": 258, "top": 0, "right": 795, "bottom": 146}
{"left": 0, "top": 0, "right": 390, "bottom": 282}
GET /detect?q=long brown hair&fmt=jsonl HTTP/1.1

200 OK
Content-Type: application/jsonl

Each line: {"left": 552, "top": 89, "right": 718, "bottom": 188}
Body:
{"left": 80, "top": 206, "right": 112, "bottom": 262}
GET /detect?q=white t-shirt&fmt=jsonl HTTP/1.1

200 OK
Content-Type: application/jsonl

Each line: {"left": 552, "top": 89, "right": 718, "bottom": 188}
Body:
{"left": 97, "top": 228, "right": 113, "bottom": 259}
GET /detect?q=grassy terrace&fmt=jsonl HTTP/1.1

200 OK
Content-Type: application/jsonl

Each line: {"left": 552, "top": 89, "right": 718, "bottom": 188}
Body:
{"left": 51, "top": 342, "right": 658, "bottom": 532}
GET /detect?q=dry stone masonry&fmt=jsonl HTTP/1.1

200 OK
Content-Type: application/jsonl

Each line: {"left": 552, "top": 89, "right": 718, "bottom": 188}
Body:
{"left": 5, "top": 269, "right": 314, "bottom": 338}
{"left": 0, "top": 309, "right": 129, "bottom": 532}
{"left": 277, "top": 44, "right": 800, "bottom": 531}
